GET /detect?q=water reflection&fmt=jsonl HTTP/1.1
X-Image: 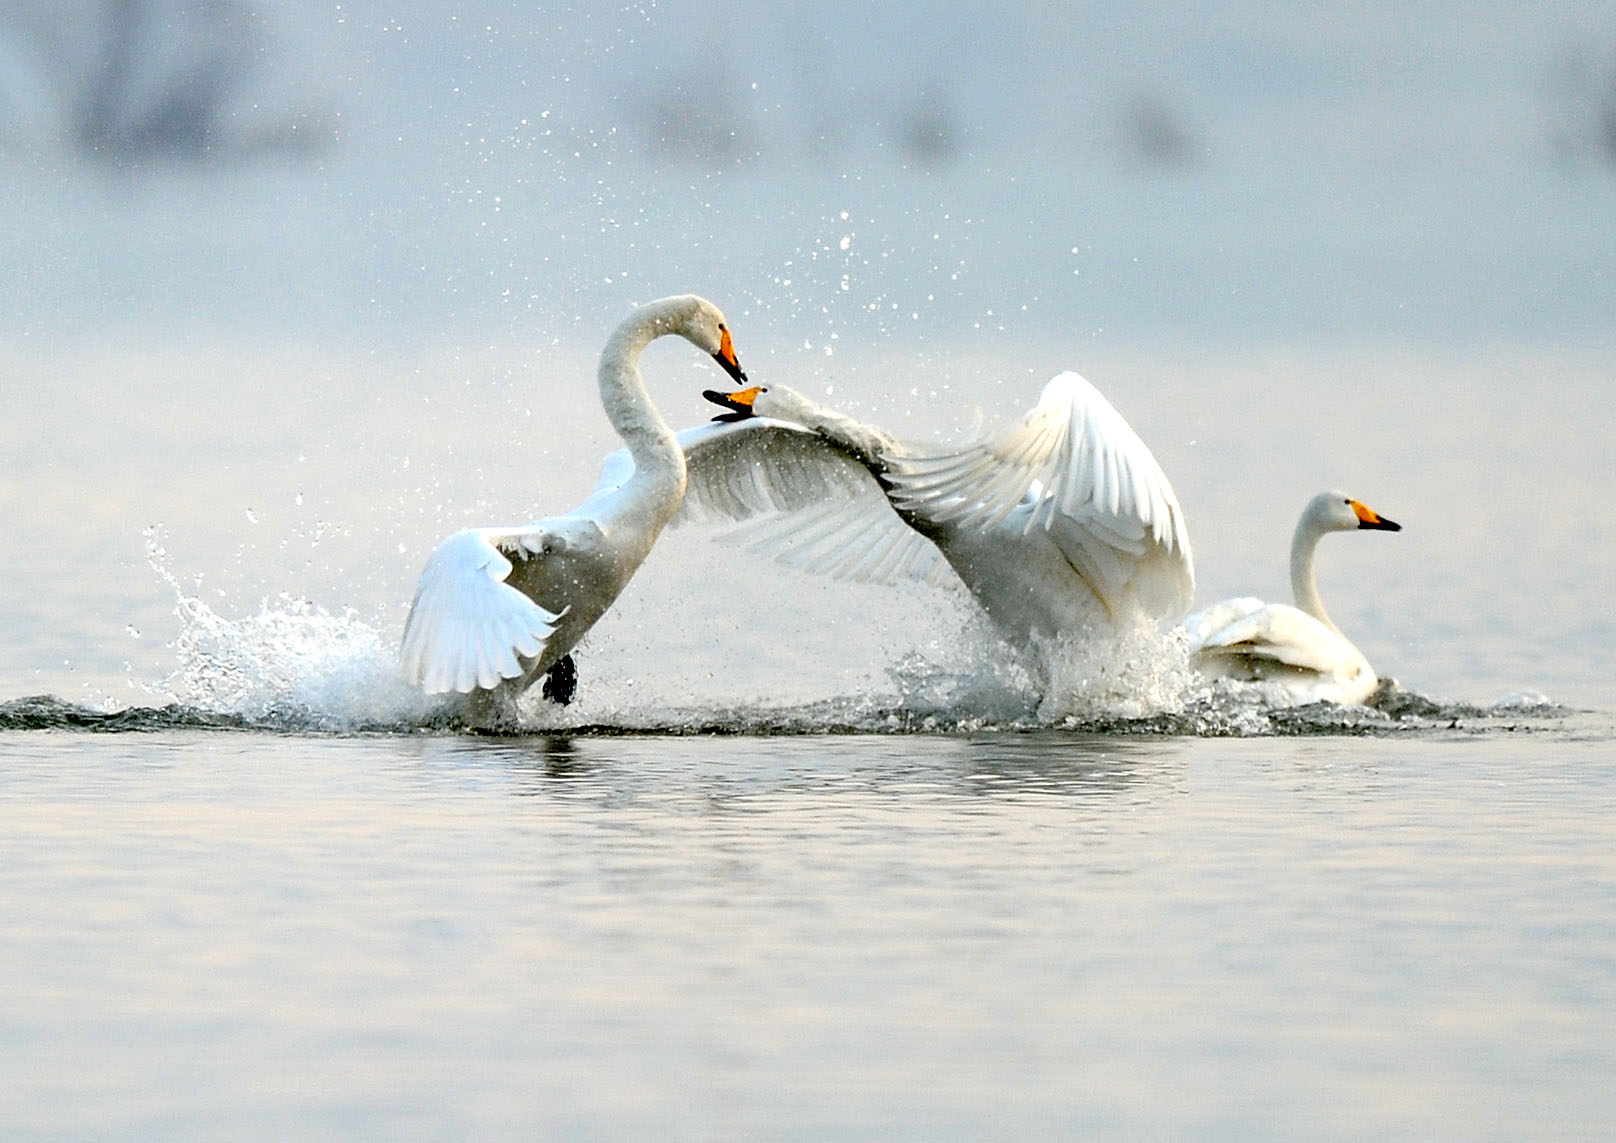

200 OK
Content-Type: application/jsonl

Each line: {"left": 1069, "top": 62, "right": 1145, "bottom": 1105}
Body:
{"left": 4, "top": 730, "right": 1611, "bottom": 1139}
{"left": 952, "top": 733, "right": 1182, "bottom": 798}
{"left": 420, "top": 734, "right": 609, "bottom": 795}
{"left": 414, "top": 731, "right": 1188, "bottom": 809}
{"left": 506, "top": 736, "right": 591, "bottom": 787}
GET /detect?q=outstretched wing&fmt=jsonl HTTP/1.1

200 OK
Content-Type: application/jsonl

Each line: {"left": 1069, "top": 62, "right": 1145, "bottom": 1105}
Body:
{"left": 400, "top": 527, "right": 565, "bottom": 694}
{"left": 672, "top": 419, "right": 883, "bottom": 522}
{"left": 670, "top": 418, "right": 950, "bottom": 587}
{"left": 585, "top": 419, "right": 877, "bottom": 520}
{"left": 885, "top": 371, "right": 1194, "bottom": 617}
{"left": 722, "top": 498, "right": 952, "bottom": 586}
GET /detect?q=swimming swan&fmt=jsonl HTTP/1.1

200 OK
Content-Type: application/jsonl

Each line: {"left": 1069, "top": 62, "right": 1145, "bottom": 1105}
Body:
{"left": 692, "top": 373, "right": 1194, "bottom": 655}
{"left": 399, "top": 295, "right": 748, "bottom": 711}
{"left": 1182, "top": 491, "right": 1401, "bottom": 705}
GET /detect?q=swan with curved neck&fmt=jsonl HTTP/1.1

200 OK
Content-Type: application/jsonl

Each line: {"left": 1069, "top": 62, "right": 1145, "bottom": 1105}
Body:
{"left": 688, "top": 373, "right": 1193, "bottom": 683}
{"left": 400, "top": 295, "right": 746, "bottom": 718}
{"left": 1182, "top": 490, "right": 1401, "bottom": 705}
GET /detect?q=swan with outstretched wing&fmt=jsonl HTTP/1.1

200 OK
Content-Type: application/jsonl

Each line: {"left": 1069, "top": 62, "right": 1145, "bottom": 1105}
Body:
{"left": 398, "top": 294, "right": 748, "bottom": 722}
{"left": 691, "top": 372, "right": 1194, "bottom": 656}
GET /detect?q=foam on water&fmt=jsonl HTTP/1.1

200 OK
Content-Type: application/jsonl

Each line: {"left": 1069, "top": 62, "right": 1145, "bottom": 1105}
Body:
{"left": 160, "top": 592, "right": 431, "bottom": 731}
{"left": 140, "top": 536, "right": 434, "bottom": 732}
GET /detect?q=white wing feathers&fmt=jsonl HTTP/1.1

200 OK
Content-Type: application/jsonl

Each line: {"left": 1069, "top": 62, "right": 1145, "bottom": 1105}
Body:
{"left": 728, "top": 499, "right": 951, "bottom": 586}
{"left": 587, "top": 418, "right": 949, "bottom": 588}
{"left": 400, "top": 528, "right": 564, "bottom": 694}
{"left": 670, "top": 419, "right": 886, "bottom": 524}
{"left": 588, "top": 419, "right": 882, "bottom": 523}
{"left": 1181, "top": 597, "right": 1267, "bottom": 648}
{"left": 888, "top": 372, "right": 1184, "bottom": 542}
{"left": 1187, "top": 601, "right": 1363, "bottom": 678}
{"left": 670, "top": 419, "right": 952, "bottom": 588}
{"left": 885, "top": 371, "right": 1194, "bottom": 616}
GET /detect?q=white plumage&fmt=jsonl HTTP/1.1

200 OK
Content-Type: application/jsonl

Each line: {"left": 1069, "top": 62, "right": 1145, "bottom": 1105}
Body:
{"left": 1183, "top": 490, "right": 1401, "bottom": 705}
{"left": 399, "top": 528, "right": 565, "bottom": 695}
{"left": 692, "top": 372, "right": 1194, "bottom": 661}
{"left": 399, "top": 295, "right": 749, "bottom": 714}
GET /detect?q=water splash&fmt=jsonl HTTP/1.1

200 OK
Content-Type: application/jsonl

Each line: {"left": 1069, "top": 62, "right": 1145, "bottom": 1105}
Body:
{"left": 54, "top": 530, "right": 1562, "bottom": 738}
{"left": 1029, "top": 618, "right": 1203, "bottom": 721}
{"left": 142, "top": 530, "right": 433, "bottom": 731}
{"left": 160, "top": 591, "right": 430, "bottom": 730}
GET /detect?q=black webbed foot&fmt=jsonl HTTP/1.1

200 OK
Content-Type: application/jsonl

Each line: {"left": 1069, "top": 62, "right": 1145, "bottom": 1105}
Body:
{"left": 540, "top": 653, "right": 578, "bottom": 706}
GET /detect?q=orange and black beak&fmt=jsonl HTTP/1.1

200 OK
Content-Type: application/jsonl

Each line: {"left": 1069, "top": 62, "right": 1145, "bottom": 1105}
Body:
{"left": 1351, "top": 500, "right": 1401, "bottom": 532}
{"left": 712, "top": 325, "right": 748, "bottom": 385}
{"left": 703, "top": 385, "right": 765, "bottom": 423}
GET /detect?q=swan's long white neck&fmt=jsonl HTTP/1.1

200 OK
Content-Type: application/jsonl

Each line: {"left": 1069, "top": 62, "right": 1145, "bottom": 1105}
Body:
{"left": 598, "top": 300, "right": 688, "bottom": 497}
{"left": 1289, "top": 515, "right": 1340, "bottom": 635}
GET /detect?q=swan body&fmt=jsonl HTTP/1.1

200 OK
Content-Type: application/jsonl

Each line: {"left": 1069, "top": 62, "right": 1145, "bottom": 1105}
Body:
{"left": 1183, "top": 491, "right": 1401, "bottom": 705}
{"left": 399, "top": 295, "right": 747, "bottom": 705}
{"left": 692, "top": 372, "right": 1194, "bottom": 655}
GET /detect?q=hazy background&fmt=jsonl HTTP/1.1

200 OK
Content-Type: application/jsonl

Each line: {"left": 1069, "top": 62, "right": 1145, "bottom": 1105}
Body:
{"left": 2, "top": 0, "right": 1613, "bottom": 711}
{"left": 6, "top": 0, "right": 1616, "bottom": 344}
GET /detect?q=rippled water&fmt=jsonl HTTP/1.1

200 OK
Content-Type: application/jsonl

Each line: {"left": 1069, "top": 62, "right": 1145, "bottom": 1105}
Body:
{"left": 3, "top": 725, "right": 1613, "bottom": 1140}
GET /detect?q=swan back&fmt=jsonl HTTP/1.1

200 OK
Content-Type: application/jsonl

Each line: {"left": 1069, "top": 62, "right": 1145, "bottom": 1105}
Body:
{"left": 1190, "top": 600, "right": 1380, "bottom": 705}
{"left": 746, "top": 384, "right": 898, "bottom": 467}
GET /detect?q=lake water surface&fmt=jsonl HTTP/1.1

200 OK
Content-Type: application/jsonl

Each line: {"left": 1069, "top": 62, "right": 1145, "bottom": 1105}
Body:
{"left": 3, "top": 720, "right": 1614, "bottom": 1141}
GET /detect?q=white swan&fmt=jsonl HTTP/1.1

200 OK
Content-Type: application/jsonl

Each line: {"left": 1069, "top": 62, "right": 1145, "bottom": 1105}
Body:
{"left": 690, "top": 373, "right": 1194, "bottom": 659}
{"left": 1182, "top": 491, "right": 1401, "bottom": 705}
{"left": 399, "top": 295, "right": 748, "bottom": 714}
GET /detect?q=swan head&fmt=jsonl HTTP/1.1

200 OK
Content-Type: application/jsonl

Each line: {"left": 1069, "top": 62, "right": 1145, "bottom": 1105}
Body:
{"left": 702, "top": 384, "right": 769, "bottom": 423}
{"left": 659, "top": 295, "right": 747, "bottom": 385}
{"left": 1307, "top": 490, "right": 1401, "bottom": 534}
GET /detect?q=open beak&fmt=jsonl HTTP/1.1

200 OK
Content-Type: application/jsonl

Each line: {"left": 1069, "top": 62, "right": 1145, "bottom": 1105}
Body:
{"left": 712, "top": 326, "right": 748, "bottom": 385}
{"left": 702, "top": 385, "right": 764, "bottom": 423}
{"left": 1351, "top": 500, "right": 1401, "bottom": 532}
